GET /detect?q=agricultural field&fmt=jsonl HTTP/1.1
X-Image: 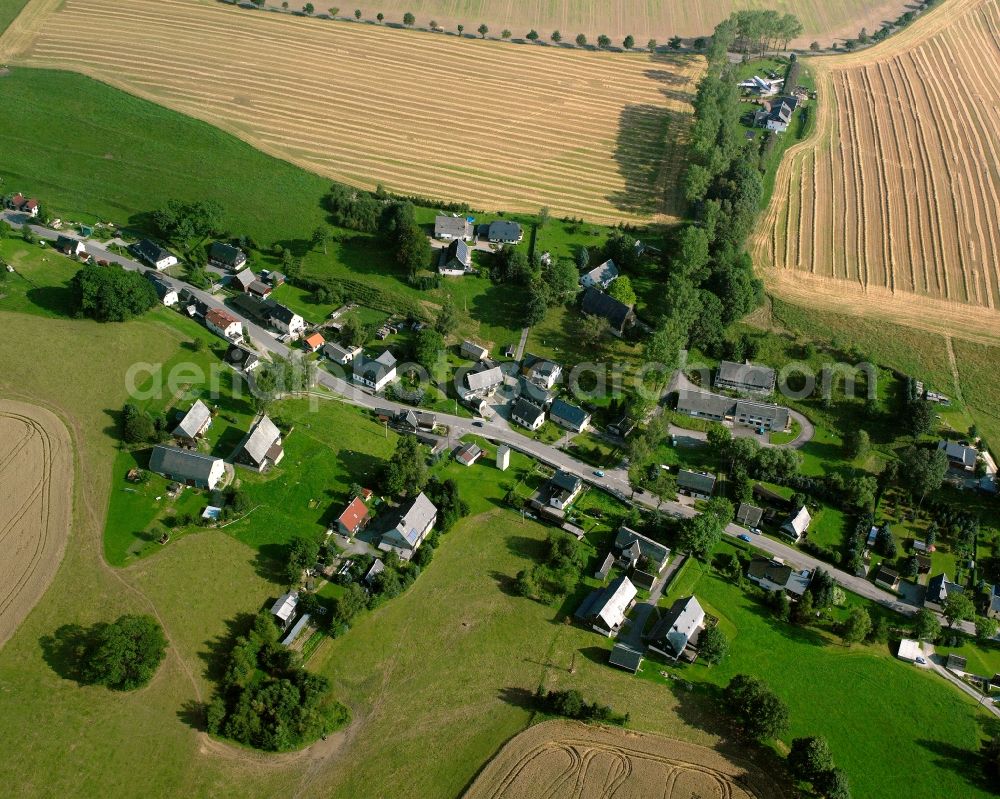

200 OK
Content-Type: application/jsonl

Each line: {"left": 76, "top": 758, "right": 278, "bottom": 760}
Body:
{"left": 248, "top": 0, "right": 910, "bottom": 49}
{"left": 463, "top": 719, "right": 774, "bottom": 799}
{"left": 754, "top": 0, "right": 1000, "bottom": 345}
{"left": 0, "top": 401, "right": 72, "bottom": 648}
{"left": 3, "top": 0, "right": 703, "bottom": 224}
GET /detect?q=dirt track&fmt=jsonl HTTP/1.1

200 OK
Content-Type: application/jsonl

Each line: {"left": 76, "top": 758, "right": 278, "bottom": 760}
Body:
{"left": 463, "top": 720, "right": 779, "bottom": 799}
{"left": 0, "top": 400, "right": 73, "bottom": 649}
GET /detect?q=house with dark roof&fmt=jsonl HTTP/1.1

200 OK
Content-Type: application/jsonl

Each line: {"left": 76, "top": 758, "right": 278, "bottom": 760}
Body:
{"left": 224, "top": 342, "right": 260, "bottom": 373}
{"left": 613, "top": 527, "right": 670, "bottom": 575}
{"left": 353, "top": 350, "right": 397, "bottom": 392}
{"left": 511, "top": 397, "right": 545, "bottom": 431}
{"left": 236, "top": 415, "right": 284, "bottom": 472}
{"left": 516, "top": 375, "right": 554, "bottom": 408}
{"left": 580, "top": 287, "right": 634, "bottom": 336}
{"left": 209, "top": 241, "right": 247, "bottom": 271}
{"left": 438, "top": 239, "right": 472, "bottom": 275}
{"left": 734, "top": 399, "right": 790, "bottom": 431}
{"left": 460, "top": 341, "right": 489, "bottom": 361}
{"left": 434, "top": 214, "right": 474, "bottom": 241}
{"left": 646, "top": 596, "right": 705, "bottom": 660}
{"left": 677, "top": 469, "right": 716, "bottom": 499}
{"left": 548, "top": 470, "right": 583, "bottom": 510}
{"left": 755, "top": 95, "right": 798, "bottom": 133}
{"left": 937, "top": 440, "right": 978, "bottom": 472}
{"left": 579, "top": 259, "right": 618, "bottom": 289}
{"left": 264, "top": 301, "right": 306, "bottom": 339}
{"left": 148, "top": 445, "right": 225, "bottom": 490}
{"left": 925, "top": 573, "right": 964, "bottom": 610}
{"left": 133, "top": 239, "right": 178, "bottom": 271}
{"left": 337, "top": 496, "right": 370, "bottom": 536}
{"left": 715, "top": 360, "right": 776, "bottom": 394}
{"left": 746, "top": 557, "right": 813, "bottom": 597}
{"left": 172, "top": 400, "right": 212, "bottom": 442}
{"left": 609, "top": 643, "right": 644, "bottom": 673}
{"left": 549, "top": 399, "right": 591, "bottom": 433}
{"left": 521, "top": 354, "right": 562, "bottom": 389}
{"left": 676, "top": 390, "right": 789, "bottom": 431}
{"left": 780, "top": 506, "right": 811, "bottom": 542}
{"left": 735, "top": 503, "right": 763, "bottom": 528}
{"left": 247, "top": 279, "right": 273, "bottom": 298}
{"left": 874, "top": 564, "right": 899, "bottom": 591}
{"left": 486, "top": 220, "right": 523, "bottom": 244}
{"left": 54, "top": 235, "right": 86, "bottom": 258}
{"left": 146, "top": 273, "right": 179, "bottom": 307}
{"left": 379, "top": 492, "right": 437, "bottom": 560}
{"left": 574, "top": 576, "right": 637, "bottom": 637}
{"left": 229, "top": 293, "right": 268, "bottom": 321}
{"left": 271, "top": 591, "right": 299, "bottom": 630}
{"left": 455, "top": 442, "right": 483, "bottom": 467}
{"left": 675, "top": 391, "right": 733, "bottom": 422}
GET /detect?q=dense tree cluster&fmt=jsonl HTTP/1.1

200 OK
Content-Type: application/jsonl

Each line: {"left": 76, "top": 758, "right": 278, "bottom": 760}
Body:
{"left": 537, "top": 688, "right": 628, "bottom": 725}
{"left": 153, "top": 199, "right": 225, "bottom": 242}
{"left": 515, "top": 532, "right": 583, "bottom": 602}
{"left": 382, "top": 435, "right": 428, "bottom": 496}
{"left": 62, "top": 614, "right": 168, "bottom": 691}
{"left": 121, "top": 402, "right": 157, "bottom": 444}
{"left": 788, "top": 736, "right": 852, "bottom": 798}
{"left": 723, "top": 673, "right": 789, "bottom": 741}
{"left": 70, "top": 263, "right": 158, "bottom": 322}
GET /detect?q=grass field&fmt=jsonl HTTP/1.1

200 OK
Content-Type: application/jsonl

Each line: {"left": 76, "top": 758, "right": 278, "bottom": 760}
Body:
{"left": 0, "top": 0, "right": 28, "bottom": 37}
{"left": 753, "top": 0, "right": 1000, "bottom": 344}
{"left": 4, "top": 0, "right": 703, "bottom": 224}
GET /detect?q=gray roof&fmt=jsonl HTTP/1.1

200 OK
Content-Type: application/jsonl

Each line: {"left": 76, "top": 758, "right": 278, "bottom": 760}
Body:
{"left": 614, "top": 526, "right": 670, "bottom": 568}
{"left": 677, "top": 469, "right": 716, "bottom": 495}
{"left": 434, "top": 214, "right": 472, "bottom": 239}
{"left": 487, "top": 220, "right": 522, "bottom": 242}
{"left": 676, "top": 390, "right": 733, "bottom": 418}
{"left": 375, "top": 350, "right": 397, "bottom": 367}
{"left": 551, "top": 470, "right": 582, "bottom": 494}
{"left": 734, "top": 399, "right": 789, "bottom": 429}
{"left": 549, "top": 398, "right": 589, "bottom": 428}
{"left": 173, "top": 400, "right": 211, "bottom": 439}
{"left": 937, "top": 440, "right": 977, "bottom": 468}
{"left": 456, "top": 442, "right": 483, "bottom": 464}
{"left": 148, "top": 445, "right": 222, "bottom": 483}
{"left": 209, "top": 241, "right": 245, "bottom": 267}
{"left": 580, "top": 287, "right": 632, "bottom": 330}
{"left": 439, "top": 239, "right": 471, "bottom": 269}
{"left": 926, "top": 573, "right": 964, "bottom": 604}
{"left": 581, "top": 259, "right": 618, "bottom": 286}
{"left": 241, "top": 415, "right": 281, "bottom": 465}
{"left": 595, "top": 552, "right": 615, "bottom": 580}
{"left": 511, "top": 397, "right": 545, "bottom": 426}
{"left": 265, "top": 301, "right": 300, "bottom": 325}
{"left": 648, "top": 595, "right": 704, "bottom": 657}
{"left": 354, "top": 350, "right": 396, "bottom": 383}
{"left": 608, "top": 643, "right": 643, "bottom": 672}
{"left": 466, "top": 366, "right": 503, "bottom": 392}
{"left": 322, "top": 341, "right": 357, "bottom": 362}
{"left": 395, "top": 492, "right": 437, "bottom": 546}
{"left": 461, "top": 341, "right": 489, "bottom": 360}
{"left": 735, "top": 503, "right": 763, "bottom": 527}
{"left": 224, "top": 343, "right": 259, "bottom": 371}
{"left": 574, "top": 576, "right": 636, "bottom": 631}
{"left": 516, "top": 375, "right": 553, "bottom": 406}
{"left": 716, "top": 360, "right": 776, "bottom": 392}
{"left": 781, "top": 506, "right": 812, "bottom": 536}
{"left": 147, "top": 274, "right": 175, "bottom": 299}
{"left": 134, "top": 238, "right": 173, "bottom": 264}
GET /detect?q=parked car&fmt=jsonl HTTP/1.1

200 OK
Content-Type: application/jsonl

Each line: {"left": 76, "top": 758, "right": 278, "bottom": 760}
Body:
{"left": 750, "top": 527, "right": 762, "bottom": 535}
{"left": 593, "top": 470, "right": 605, "bottom": 477}
{"left": 737, "top": 533, "right": 753, "bottom": 543}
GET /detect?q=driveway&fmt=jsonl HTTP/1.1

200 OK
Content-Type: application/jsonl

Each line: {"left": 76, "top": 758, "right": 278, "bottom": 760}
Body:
{"left": 618, "top": 554, "right": 686, "bottom": 651}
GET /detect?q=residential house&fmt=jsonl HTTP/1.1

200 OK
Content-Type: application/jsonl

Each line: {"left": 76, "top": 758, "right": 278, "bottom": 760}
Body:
{"left": 549, "top": 399, "right": 591, "bottom": 433}
{"left": 580, "top": 287, "right": 634, "bottom": 336}
{"left": 677, "top": 469, "right": 716, "bottom": 499}
{"left": 755, "top": 95, "right": 798, "bottom": 133}
{"left": 595, "top": 552, "right": 615, "bottom": 581}
{"left": 54, "top": 235, "right": 86, "bottom": 258}
{"left": 363, "top": 558, "right": 385, "bottom": 587}
{"left": 522, "top": 354, "right": 562, "bottom": 389}
{"left": 208, "top": 242, "right": 247, "bottom": 271}
{"left": 646, "top": 596, "right": 705, "bottom": 660}
{"left": 247, "top": 280, "right": 273, "bottom": 299}
{"left": 398, "top": 410, "right": 436, "bottom": 432}
{"left": 465, "top": 364, "right": 504, "bottom": 396}
{"left": 607, "top": 416, "right": 636, "bottom": 438}
{"left": 353, "top": 350, "right": 397, "bottom": 393}
{"left": 510, "top": 397, "right": 545, "bottom": 431}
{"left": 548, "top": 470, "right": 583, "bottom": 510}
{"left": 734, "top": 399, "right": 789, "bottom": 431}
{"left": 229, "top": 294, "right": 268, "bottom": 321}
{"left": 303, "top": 332, "right": 325, "bottom": 353}
{"left": 9, "top": 193, "right": 40, "bottom": 217}
{"left": 676, "top": 390, "right": 789, "bottom": 431}
{"left": 455, "top": 442, "right": 483, "bottom": 467}
{"left": 574, "top": 576, "right": 637, "bottom": 637}
{"left": 236, "top": 415, "right": 284, "bottom": 472}
{"left": 925, "top": 573, "right": 964, "bottom": 609}
{"left": 874, "top": 564, "right": 899, "bottom": 591}
{"left": 205, "top": 307, "right": 243, "bottom": 340}
{"left": 270, "top": 591, "right": 299, "bottom": 630}
{"left": 461, "top": 341, "right": 489, "bottom": 361}
{"left": 337, "top": 496, "right": 370, "bottom": 537}
{"left": 223, "top": 342, "right": 260, "bottom": 373}
{"left": 172, "top": 400, "right": 212, "bottom": 442}
{"left": 897, "top": 639, "right": 922, "bottom": 663}
{"left": 133, "top": 239, "right": 178, "bottom": 271}
{"left": 438, "top": 239, "right": 472, "bottom": 275}
{"left": 265, "top": 302, "right": 306, "bottom": 339}
{"left": 714, "top": 360, "right": 777, "bottom": 394}
{"left": 146, "top": 274, "right": 179, "bottom": 307}
{"left": 434, "top": 214, "right": 474, "bottom": 241}
{"left": 613, "top": 526, "right": 670, "bottom": 588}
{"left": 780, "top": 506, "right": 811, "bottom": 542}
{"left": 486, "top": 220, "right": 523, "bottom": 244}
{"left": 231, "top": 268, "right": 256, "bottom": 292}
{"left": 735, "top": 503, "right": 763, "bottom": 528}
{"left": 746, "top": 557, "right": 813, "bottom": 597}
{"left": 516, "top": 375, "right": 555, "bottom": 407}
{"left": 579, "top": 259, "right": 618, "bottom": 289}
{"left": 937, "top": 440, "right": 978, "bottom": 472}
{"left": 379, "top": 492, "right": 437, "bottom": 560}
{"left": 148, "top": 445, "right": 225, "bottom": 490}
{"left": 323, "top": 342, "right": 362, "bottom": 365}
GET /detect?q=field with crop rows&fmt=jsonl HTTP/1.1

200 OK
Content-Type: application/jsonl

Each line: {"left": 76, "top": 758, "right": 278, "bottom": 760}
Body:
{"left": 2, "top": 0, "right": 703, "bottom": 224}
{"left": 754, "top": 0, "right": 1000, "bottom": 343}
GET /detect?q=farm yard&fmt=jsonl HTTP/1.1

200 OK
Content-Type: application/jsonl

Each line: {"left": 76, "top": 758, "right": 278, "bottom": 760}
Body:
{"left": 754, "top": 0, "right": 1000, "bottom": 344}
{"left": 2, "top": 0, "right": 703, "bottom": 224}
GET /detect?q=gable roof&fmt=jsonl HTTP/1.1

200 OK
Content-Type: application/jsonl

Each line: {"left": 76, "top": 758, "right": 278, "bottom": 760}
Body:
{"left": 354, "top": 350, "right": 397, "bottom": 383}
{"left": 926, "top": 573, "right": 964, "bottom": 603}
{"left": 487, "top": 220, "right": 522, "bottom": 242}
{"left": 323, "top": 342, "right": 358, "bottom": 362}
{"left": 676, "top": 390, "right": 734, "bottom": 418}
{"left": 224, "top": 343, "right": 260, "bottom": 371}
{"left": 734, "top": 399, "right": 789, "bottom": 428}
{"left": 206, "top": 307, "right": 240, "bottom": 330}
{"left": 549, "top": 398, "right": 589, "bottom": 428}
{"left": 551, "top": 470, "right": 582, "bottom": 494}
{"left": 270, "top": 591, "right": 298, "bottom": 623}
{"left": 717, "top": 360, "right": 776, "bottom": 392}
{"left": 580, "top": 287, "right": 633, "bottom": 330}
{"left": 593, "top": 576, "right": 637, "bottom": 630}
{"left": 441, "top": 238, "right": 470, "bottom": 266}
{"left": 466, "top": 365, "right": 504, "bottom": 392}
{"left": 874, "top": 564, "right": 899, "bottom": 585}
{"left": 456, "top": 442, "right": 483, "bottom": 465}
{"left": 581, "top": 259, "right": 618, "bottom": 286}
{"left": 242, "top": 415, "right": 281, "bottom": 465}
{"left": 148, "top": 445, "right": 222, "bottom": 483}
{"left": 232, "top": 268, "right": 256, "bottom": 290}
{"left": 782, "top": 506, "right": 812, "bottom": 535}
{"left": 677, "top": 469, "right": 716, "bottom": 495}
{"left": 229, "top": 294, "right": 267, "bottom": 318}
{"left": 461, "top": 341, "right": 489, "bottom": 360}
{"left": 747, "top": 557, "right": 792, "bottom": 586}
{"left": 147, "top": 274, "right": 176, "bottom": 299}
{"left": 395, "top": 492, "right": 437, "bottom": 546}
{"left": 134, "top": 238, "right": 173, "bottom": 263}
{"left": 173, "top": 400, "right": 212, "bottom": 439}
{"left": 338, "top": 496, "right": 369, "bottom": 534}
{"left": 209, "top": 241, "right": 245, "bottom": 266}
{"left": 937, "top": 440, "right": 977, "bottom": 468}
{"left": 608, "top": 643, "right": 644, "bottom": 673}
{"left": 648, "top": 595, "right": 704, "bottom": 656}
{"left": 434, "top": 214, "right": 472, "bottom": 239}
{"left": 304, "top": 332, "right": 325, "bottom": 349}
{"left": 511, "top": 397, "right": 545, "bottom": 425}
{"left": 266, "top": 302, "right": 300, "bottom": 325}
{"left": 614, "top": 526, "right": 670, "bottom": 568}
{"left": 735, "top": 503, "right": 763, "bottom": 528}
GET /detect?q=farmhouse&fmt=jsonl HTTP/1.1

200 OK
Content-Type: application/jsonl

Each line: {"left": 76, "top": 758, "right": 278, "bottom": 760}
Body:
{"left": 303, "top": 332, "right": 325, "bottom": 353}
{"left": 613, "top": 526, "right": 669, "bottom": 588}
{"left": 580, "top": 287, "right": 634, "bottom": 336}
{"left": 236, "top": 415, "right": 284, "bottom": 472}
{"left": 8, "top": 193, "right": 40, "bottom": 217}
{"left": 379, "top": 492, "right": 437, "bottom": 560}
{"left": 677, "top": 469, "right": 716, "bottom": 499}
{"left": 270, "top": 591, "right": 299, "bottom": 631}
{"left": 579, "top": 259, "right": 618, "bottom": 289}
{"left": 755, "top": 95, "right": 798, "bottom": 133}
{"left": 780, "top": 506, "right": 811, "bottom": 542}
{"left": 148, "top": 445, "right": 225, "bottom": 490}
{"left": 937, "top": 440, "right": 978, "bottom": 472}
{"left": 465, "top": 364, "right": 504, "bottom": 396}
{"left": 231, "top": 268, "right": 256, "bottom": 292}
{"left": 549, "top": 399, "right": 591, "bottom": 433}
{"left": 337, "top": 496, "right": 370, "bottom": 537}
{"left": 434, "top": 214, "right": 474, "bottom": 241}
{"left": 265, "top": 302, "right": 306, "bottom": 339}
{"left": 224, "top": 342, "right": 260, "bottom": 373}
{"left": 547, "top": 470, "right": 583, "bottom": 510}
{"left": 146, "top": 274, "right": 179, "bottom": 307}
{"left": 646, "top": 595, "right": 705, "bottom": 661}
{"left": 510, "top": 397, "right": 545, "bottom": 431}
{"left": 438, "top": 239, "right": 472, "bottom": 275}
{"left": 461, "top": 341, "right": 489, "bottom": 361}
{"left": 574, "top": 575, "right": 637, "bottom": 637}
{"left": 455, "top": 442, "right": 483, "bottom": 467}
{"left": 323, "top": 342, "right": 361, "bottom": 364}
{"left": 486, "top": 220, "right": 523, "bottom": 244}
{"left": 715, "top": 360, "right": 776, "bottom": 394}
{"left": 735, "top": 503, "right": 763, "bottom": 528}
{"left": 398, "top": 410, "right": 436, "bottom": 433}
{"left": 353, "top": 350, "right": 397, "bottom": 392}
{"left": 54, "top": 235, "right": 86, "bottom": 257}
{"left": 172, "top": 399, "right": 212, "bottom": 442}
{"left": 133, "top": 239, "right": 178, "bottom": 270}
{"left": 522, "top": 356, "right": 562, "bottom": 391}
{"left": 746, "top": 557, "right": 813, "bottom": 597}
{"left": 209, "top": 241, "right": 247, "bottom": 271}
{"left": 205, "top": 307, "right": 243, "bottom": 340}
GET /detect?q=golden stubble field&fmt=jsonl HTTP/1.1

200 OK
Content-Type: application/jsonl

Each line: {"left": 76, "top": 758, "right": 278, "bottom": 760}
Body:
{"left": 1, "top": 0, "right": 704, "bottom": 224}
{"left": 753, "top": 0, "right": 1000, "bottom": 343}
{"left": 0, "top": 400, "right": 72, "bottom": 648}
{"left": 463, "top": 720, "right": 777, "bottom": 799}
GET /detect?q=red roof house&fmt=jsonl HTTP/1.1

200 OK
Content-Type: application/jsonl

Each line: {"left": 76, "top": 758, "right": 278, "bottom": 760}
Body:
{"left": 304, "top": 332, "right": 325, "bottom": 352}
{"left": 337, "top": 496, "right": 370, "bottom": 536}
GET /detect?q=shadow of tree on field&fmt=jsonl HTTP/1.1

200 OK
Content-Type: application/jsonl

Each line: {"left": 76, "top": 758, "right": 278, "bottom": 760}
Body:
{"left": 26, "top": 283, "right": 75, "bottom": 316}
{"left": 497, "top": 686, "right": 537, "bottom": 710}
{"left": 608, "top": 104, "right": 688, "bottom": 217}
{"left": 39, "top": 623, "right": 100, "bottom": 684}
{"left": 195, "top": 611, "right": 258, "bottom": 686}
{"left": 915, "top": 737, "right": 995, "bottom": 793}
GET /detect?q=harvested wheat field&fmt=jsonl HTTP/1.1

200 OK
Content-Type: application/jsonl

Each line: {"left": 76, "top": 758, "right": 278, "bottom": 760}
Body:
{"left": 754, "top": 0, "right": 1000, "bottom": 343}
{"left": 463, "top": 720, "right": 777, "bottom": 799}
{"left": 1, "top": 0, "right": 703, "bottom": 224}
{"left": 0, "top": 400, "right": 73, "bottom": 648}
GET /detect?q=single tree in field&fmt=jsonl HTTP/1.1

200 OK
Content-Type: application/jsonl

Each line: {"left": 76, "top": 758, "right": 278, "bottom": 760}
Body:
{"left": 311, "top": 225, "right": 334, "bottom": 254}
{"left": 576, "top": 245, "right": 589, "bottom": 270}
{"left": 457, "top": 24, "right": 465, "bottom": 35}
{"left": 576, "top": 313, "right": 609, "bottom": 349}
{"left": 668, "top": 35, "right": 682, "bottom": 48}
{"left": 647, "top": 38, "right": 657, "bottom": 51}
{"left": 403, "top": 11, "right": 415, "bottom": 26}
{"left": 477, "top": 23, "right": 488, "bottom": 38}
{"left": 597, "top": 34, "right": 611, "bottom": 48}
{"left": 282, "top": 1, "right": 289, "bottom": 8}
{"left": 376, "top": 12, "right": 383, "bottom": 23}
{"left": 303, "top": 2, "right": 315, "bottom": 13}
{"left": 724, "top": 674, "right": 789, "bottom": 741}
{"left": 575, "top": 33, "right": 587, "bottom": 46}
{"left": 623, "top": 34, "right": 634, "bottom": 49}
{"left": 912, "top": 608, "right": 940, "bottom": 641}
{"left": 82, "top": 615, "right": 168, "bottom": 691}
{"left": 839, "top": 607, "right": 872, "bottom": 645}
{"left": 551, "top": 30, "right": 561, "bottom": 42}
{"left": 434, "top": 297, "right": 459, "bottom": 336}
{"left": 429, "top": 20, "right": 438, "bottom": 30}
{"left": 810, "top": 40, "right": 820, "bottom": 50}
{"left": 525, "top": 29, "right": 538, "bottom": 41}
{"left": 328, "top": 6, "right": 339, "bottom": 14}
{"left": 501, "top": 29, "right": 511, "bottom": 39}
{"left": 787, "top": 736, "right": 835, "bottom": 784}
{"left": 354, "top": 8, "right": 361, "bottom": 19}
{"left": 698, "top": 626, "right": 728, "bottom": 665}
{"left": 942, "top": 592, "right": 975, "bottom": 628}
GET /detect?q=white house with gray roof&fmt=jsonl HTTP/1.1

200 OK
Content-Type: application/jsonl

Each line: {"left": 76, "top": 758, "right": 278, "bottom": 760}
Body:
{"left": 579, "top": 259, "right": 619, "bottom": 289}
{"left": 646, "top": 595, "right": 705, "bottom": 660}
{"left": 574, "top": 576, "right": 637, "bottom": 637}
{"left": 780, "top": 506, "right": 812, "bottom": 542}
{"left": 465, "top": 365, "right": 504, "bottom": 396}
{"left": 715, "top": 360, "right": 776, "bottom": 394}
{"left": 353, "top": 350, "right": 397, "bottom": 392}
{"left": 172, "top": 400, "right": 212, "bottom": 442}
{"left": 237, "top": 415, "right": 284, "bottom": 472}
{"left": 434, "top": 214, "right": 473, "bottom": 241}
{"left": 148, "top": 445, "right": 225, "bottom": 490}
{"left": 380, "top": 492, "right": 437, "bottom": 560}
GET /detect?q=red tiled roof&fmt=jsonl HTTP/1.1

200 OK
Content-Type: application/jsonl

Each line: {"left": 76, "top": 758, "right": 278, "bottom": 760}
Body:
{"left": 304, "top": 332, "right": 324, "bottom": 349}
{"left": 25, "top": 199, "right": 38, "bottom": 209}
{"left": 338, "top": 496, "right": 369, "bottom": 534}
{"left": 206, "top": 307, "right": 239, "bottom": 328}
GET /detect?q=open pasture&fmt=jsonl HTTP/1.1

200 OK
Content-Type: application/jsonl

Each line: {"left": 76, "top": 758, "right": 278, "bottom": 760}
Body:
{"left": 4, "top": 0, "right": 703, "bottom": 224}
{"left": 754, "top": 0, "right": 1000, "bottom": 342}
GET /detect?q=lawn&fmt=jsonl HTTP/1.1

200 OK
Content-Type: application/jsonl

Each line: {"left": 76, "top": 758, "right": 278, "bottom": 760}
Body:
{"left": 0, "top": 0, "right": 28, "bottom": 36}
{"left": 653, "top": 558, "right": 997, "bottom": 799}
